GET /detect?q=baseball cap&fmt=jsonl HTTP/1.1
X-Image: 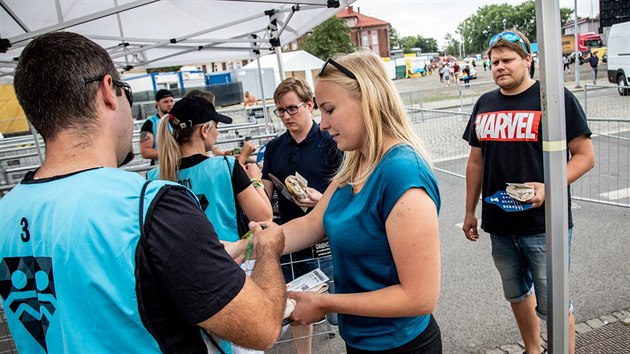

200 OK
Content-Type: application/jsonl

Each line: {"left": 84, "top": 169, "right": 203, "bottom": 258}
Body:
{"left": 168, "top": 96, "right": 233, "bottom": 130}
{"left": 155, "top": 89, "right": 173, "bottom": 102}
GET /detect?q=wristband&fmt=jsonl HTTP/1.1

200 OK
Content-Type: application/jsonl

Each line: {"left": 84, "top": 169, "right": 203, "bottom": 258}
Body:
{"left": 250, "top": 178, "right": 264, "bottom": 189}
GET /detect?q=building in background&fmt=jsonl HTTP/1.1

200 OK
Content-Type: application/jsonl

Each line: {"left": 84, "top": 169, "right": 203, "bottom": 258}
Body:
{"left": 336, "top": 6, "right": 391, "bottom": 58}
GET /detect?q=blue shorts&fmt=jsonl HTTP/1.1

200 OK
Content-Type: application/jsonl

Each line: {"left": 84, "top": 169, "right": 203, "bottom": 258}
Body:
{"left": 490, "top": 229, "right": 573, "bottom": 320}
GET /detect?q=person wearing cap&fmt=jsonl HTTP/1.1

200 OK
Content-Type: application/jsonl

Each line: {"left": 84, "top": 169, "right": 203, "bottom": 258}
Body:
{"left": 0, "top": 32, "right": 287, "bottom": 353}
{"left": 147, "top": 95, "right": 273, "bottom": 353}
{"left": 147, "top": 95, "right": 271, "bottom": 242}
{"left": 185, "top": 89, "right": 257, "bottom": 165}
{"left": 140, "top": 88, "right": 175, "bottom": 165}
{"left": 462, "top": 30, "right": 594, "bottom": 354}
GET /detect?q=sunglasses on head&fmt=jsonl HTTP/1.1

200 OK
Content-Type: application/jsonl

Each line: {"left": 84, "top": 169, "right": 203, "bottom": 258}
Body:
{"left": 84, "top": 75, "right": 134, "bottom": 107}
{"left": 319, "top": 58, "right": 357, "bottom": 80}
{"left": 489, "top": 31, "right": 530, "bottom": 54}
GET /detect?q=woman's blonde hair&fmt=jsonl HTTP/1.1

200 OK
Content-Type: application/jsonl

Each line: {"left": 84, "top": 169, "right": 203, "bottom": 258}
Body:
{"left": 157, "top": 114, "right": 205, "bottom": 182}
{"left": 316, "top": 49, "right": 432, "bottom": 187}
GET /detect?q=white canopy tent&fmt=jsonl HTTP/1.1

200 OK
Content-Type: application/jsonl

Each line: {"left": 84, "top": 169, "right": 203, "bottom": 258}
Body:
{"left": 0, "top": 0, "right": 356, "bottom": 83}
{"left": 242, "top": 49, "right": 323, "bottom": 92}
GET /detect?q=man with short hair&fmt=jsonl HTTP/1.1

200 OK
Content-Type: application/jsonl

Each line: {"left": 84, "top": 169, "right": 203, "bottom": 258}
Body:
{"left": 462, "top": 30, "right": 595, "bottom": 354}
{"left": 0, "top": 31, "right": 286, "bottom": 353}
{"left": 587, "top": 51, "right": 599, "bottom": 85}
{"left": 261, "top": 77, "right": 342, "bottom": 354}
{"left": 140, "top": 89, "right": 174, "bottom": 164}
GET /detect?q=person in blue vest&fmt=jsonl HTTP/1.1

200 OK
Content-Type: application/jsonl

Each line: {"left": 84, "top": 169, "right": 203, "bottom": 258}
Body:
{"left": 148, "top": 94, "right": 272, "bottom": 354}
{"left": 0, "top": 31, "right": 287, "bottom": 353}
{"left": 140, "top": 89, "right": 175, "bottom": 165}
{"left": 147, "top": 95, "right": 272, "bottom": 242}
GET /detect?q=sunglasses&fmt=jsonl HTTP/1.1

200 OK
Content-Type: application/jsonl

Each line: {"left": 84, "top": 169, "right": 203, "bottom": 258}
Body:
{"left": 489, "top": 31, "right": 530, "bottom": 54}
{"left": 273, "top": 101, "right": 304, "bottom": 117}
{"left": 319, "top": 58, "right": 357, "bottom": 80}
{"left": 84, "top": 75, "right": 134, "bottom": 107}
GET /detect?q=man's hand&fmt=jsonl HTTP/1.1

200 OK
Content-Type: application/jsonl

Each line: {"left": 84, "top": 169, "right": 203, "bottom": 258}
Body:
{"left": 292, "top": 187, "right": 322, "bottom": 208}
{"left": 524, "top": 182, "right": 545, "bottom": 208}
{"left": 250, "top": 221, "right": 284, "bottom": 259}
{"left": 288, "top": 291, "right": 326, "bottom": 326}
{"left": 462, "top": 213, "right": 479, "bottom": 241}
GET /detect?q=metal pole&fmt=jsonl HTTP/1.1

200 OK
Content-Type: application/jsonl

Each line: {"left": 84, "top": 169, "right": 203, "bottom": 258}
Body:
{"left": 255, "top": 52, "right": 269, "bottom": 128}
{"left": 574, "top": 0, "right": 581, "bottom": 88}
{"left": 535, "top": 1, "right": 570, "bottom": 354}
{"left": 275, "top": 47, "right": 285, "bottom": 81}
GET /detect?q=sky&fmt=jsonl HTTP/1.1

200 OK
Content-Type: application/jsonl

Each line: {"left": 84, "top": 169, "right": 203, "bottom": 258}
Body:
{"left": 351, "top": 0, "right": 600, "bottom": 47}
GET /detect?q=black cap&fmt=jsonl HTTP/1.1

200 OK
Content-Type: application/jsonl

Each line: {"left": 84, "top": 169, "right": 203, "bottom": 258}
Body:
{"left": 169, "top": 96, "right": 233, "bottom": 130}
{"left": 155, "top": 89, "right": 173, "bottom": 102}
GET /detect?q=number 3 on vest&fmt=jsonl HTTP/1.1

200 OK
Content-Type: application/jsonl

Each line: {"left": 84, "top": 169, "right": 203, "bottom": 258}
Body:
{"left": 20, "top": 217, "right": 30, "bottom": 242}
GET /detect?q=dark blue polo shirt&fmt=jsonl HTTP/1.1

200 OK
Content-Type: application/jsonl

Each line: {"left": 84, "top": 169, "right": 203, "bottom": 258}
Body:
{"left": 262, "top": 120, "right": 342, "bottom": 223}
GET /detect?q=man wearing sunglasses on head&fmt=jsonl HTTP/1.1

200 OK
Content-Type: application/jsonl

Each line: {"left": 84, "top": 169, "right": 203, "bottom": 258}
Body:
{"left": 462, "top": 30, "right": 594, "bottom": 354}
{"left": 261, "top": 77, "right": 342, "bottom": 354}
{"left": 0, "top": 32, "right": 287, "bottom": 353}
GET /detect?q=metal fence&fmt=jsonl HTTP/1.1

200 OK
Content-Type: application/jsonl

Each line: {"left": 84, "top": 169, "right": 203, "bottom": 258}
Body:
{"left": 0, "top": 105, "right": 284, "bottom": 195}
{"left": 400, "top": 84, "right": 630, "bottom": 208}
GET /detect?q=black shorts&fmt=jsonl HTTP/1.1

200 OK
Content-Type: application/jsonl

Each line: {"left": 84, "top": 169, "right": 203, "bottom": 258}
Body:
{"left": 346, "top": 315, "right": 442, "bottom": 354}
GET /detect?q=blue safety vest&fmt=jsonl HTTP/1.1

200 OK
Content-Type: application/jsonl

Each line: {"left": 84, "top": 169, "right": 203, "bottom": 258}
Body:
{"left": 0, "top": 168, "right": 183, "bottom": 353}
{"left": 147, "top": 156, "right": 240, "bottom": 243}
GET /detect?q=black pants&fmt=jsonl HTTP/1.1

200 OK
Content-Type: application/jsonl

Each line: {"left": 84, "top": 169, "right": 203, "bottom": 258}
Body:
{"left": 346, "top": 315, "right": 442, "bottom": 354}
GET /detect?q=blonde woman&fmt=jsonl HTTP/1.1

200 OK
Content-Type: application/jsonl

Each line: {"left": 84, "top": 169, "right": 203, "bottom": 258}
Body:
{"left": 147, "top": 96, "right": 271, "bottom": 241}
{"left": 236, "top": 50, "right": 442, "bottom": 353}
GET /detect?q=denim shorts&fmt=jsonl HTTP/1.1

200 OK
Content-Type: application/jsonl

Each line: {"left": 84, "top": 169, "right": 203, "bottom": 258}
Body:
{"left": 490, "top": 229, "right": 573, "bottom": 320}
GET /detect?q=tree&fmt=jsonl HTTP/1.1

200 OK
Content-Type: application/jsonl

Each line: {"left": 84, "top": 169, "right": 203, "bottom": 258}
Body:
{"left": 455, "top": 0, "right": 573, "bottom": 56}
{"left": 399, "top": 35, "right": 438, "bottom": 54}
{"left": 443, "top": 33, "right": 461, "bottom": 57}
{"left": 301, "top": 17, "right": 355, "bottom": 60}
{"left": 389, "top": 27, "right": 401, "bottom": 49}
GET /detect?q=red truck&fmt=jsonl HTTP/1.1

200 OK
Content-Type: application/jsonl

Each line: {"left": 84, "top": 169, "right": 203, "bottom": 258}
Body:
{"left": 562, "top": 32, "right": 604, "bottom": 64}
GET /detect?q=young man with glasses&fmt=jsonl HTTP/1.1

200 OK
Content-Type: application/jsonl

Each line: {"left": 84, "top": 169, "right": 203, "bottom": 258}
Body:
{"left": 0, "top": 31, "right": 287, "bottom": 353}
{"left": 261, "top": 77, "right": 342, "bottom": 354}
{"left": 462, "top": 30, "right": 595, "bottom": 354}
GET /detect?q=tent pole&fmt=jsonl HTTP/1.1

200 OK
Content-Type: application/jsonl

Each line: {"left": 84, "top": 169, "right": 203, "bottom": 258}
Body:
{"left": 276, "top": 47, "right": 286, "bottom": 81}
{"left": 256, "top": 52, "right": 270, "bottom": 129}
{"left": 535, "top": 1, "right": 570, "bottom": 353}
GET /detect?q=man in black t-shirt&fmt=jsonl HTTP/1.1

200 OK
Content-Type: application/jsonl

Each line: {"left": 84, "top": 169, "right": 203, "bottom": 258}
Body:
{"left": 461, "top": 30, "right": 594, "bottom": 354}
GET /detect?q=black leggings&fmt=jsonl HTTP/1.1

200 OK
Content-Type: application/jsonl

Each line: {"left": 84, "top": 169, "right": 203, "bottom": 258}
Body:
{"left": 346, "top": 315, "right": 442, "bottom": 354}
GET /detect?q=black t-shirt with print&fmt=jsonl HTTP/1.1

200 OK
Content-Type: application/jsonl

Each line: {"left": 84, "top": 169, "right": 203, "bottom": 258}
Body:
{"left": 462, "top": 81, "right": 591, "bottom": 235}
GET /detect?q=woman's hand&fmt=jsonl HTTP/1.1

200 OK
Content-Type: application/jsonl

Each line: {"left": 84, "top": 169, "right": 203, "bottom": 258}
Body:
{"left": 287, "top": 291, "right": 327, "bottom": 326}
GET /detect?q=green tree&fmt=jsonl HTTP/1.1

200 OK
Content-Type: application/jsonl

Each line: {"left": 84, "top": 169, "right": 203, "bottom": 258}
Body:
{"left": 399, "top": 35, "right": 438, "bottom": 54}
{"left": 389, "top": 27, "right": 401, "bottom": 49}
{"left": 443, "top": 33, "right": 461, "bottom": 57}
{"left": 456, "top": 0, "right": 573, "bottom": 56}
{"left": 301, "top": 17, "right": 355, "bottom": 60}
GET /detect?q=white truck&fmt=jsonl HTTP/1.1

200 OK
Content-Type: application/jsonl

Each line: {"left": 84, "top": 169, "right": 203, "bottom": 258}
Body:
{"left": 606, "top": 21, "right": 630, "bottom": 96}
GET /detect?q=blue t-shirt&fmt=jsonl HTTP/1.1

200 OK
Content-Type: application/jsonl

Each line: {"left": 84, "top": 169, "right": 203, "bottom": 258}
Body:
{"left": 323, "top": 144, "right": 441, "bottom": 350}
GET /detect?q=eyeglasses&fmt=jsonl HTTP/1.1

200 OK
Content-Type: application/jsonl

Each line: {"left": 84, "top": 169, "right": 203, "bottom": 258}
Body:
{"left": 489, "top": 31, "right": 530, "bottom": 54}
{"left": 319, "top": 58, "right": 357, "bottom": 80}
{"left": 273, "top": 101, "right": 305, "bottom": 117}
{"left": 84, "top": 75, "right": 134, "bottom": 107}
